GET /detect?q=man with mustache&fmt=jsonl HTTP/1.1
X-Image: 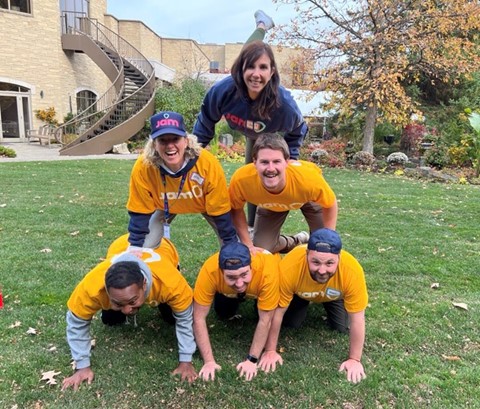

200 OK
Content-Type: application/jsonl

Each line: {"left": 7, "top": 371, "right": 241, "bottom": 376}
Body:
{"left": 228, "top": 133, "right": 338, "bottom": 254}
{"left": 62, "top": 234, "right": 197, "bottom": 390}
{"left": 259, "top": 228, "right": 368, "bottom": 384}
{"left": 193, "top": 241, "right": 280, "bottom": 381}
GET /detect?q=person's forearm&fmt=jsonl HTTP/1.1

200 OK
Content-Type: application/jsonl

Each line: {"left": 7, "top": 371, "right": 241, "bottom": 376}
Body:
{"left": 231, "top": 208, "right": 253, "bottom": 247}
{"left": 348, "top": 314, "right": 365, "bottom": 361}
{"left": 193, "top": 316, "right": 216, "bottom": 363}
{"left": 263, "top": 307, "right": 287, "bottom": 351}
{"left": 322, "top": 200, "right": 338, "bottom": 230}
{"left": 173, "top": 305, "right": 196, "bottom": 362}
{"left": 66, "top": 310, "right": 92, "bottom": 369}
{"left": 248, "top": 310, "right": 274, "bottom": 358}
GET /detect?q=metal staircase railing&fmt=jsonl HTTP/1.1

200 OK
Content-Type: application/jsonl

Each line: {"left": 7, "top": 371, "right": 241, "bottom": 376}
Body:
{"left": 56, "top": 13, "right": 155, "bottom": 155}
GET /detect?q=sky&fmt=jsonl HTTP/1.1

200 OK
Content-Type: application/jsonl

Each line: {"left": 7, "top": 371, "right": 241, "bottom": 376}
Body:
{"left": 106, "top": 0, "right": 297, "bottom": 44}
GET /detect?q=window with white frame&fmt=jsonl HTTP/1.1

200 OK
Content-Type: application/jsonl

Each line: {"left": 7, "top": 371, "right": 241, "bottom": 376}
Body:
{"left": 0, "top": 0, "right": 32, "bottom": 13}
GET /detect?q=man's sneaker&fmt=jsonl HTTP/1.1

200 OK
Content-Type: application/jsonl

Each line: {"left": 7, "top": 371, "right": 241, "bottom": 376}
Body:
{"left": 294, "top": 231, "right": 310, "bottom": 246}
{"left": 254, "top": 10, "right": 275, "bottom": 31}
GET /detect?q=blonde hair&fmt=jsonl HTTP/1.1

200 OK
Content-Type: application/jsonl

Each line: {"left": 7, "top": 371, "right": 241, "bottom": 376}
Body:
{"left": 142, "top": 134, "right": 202, "bottom": 168}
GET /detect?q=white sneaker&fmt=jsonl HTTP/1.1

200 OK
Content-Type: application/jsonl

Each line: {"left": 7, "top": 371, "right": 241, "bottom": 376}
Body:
{"left": 254, "top": 10, "right": 275, "bottom": 31}
{"left": 294, "top": 231, "right": 310, "bottom": 245}
{"left": 248, "top": 226, "right": 254, "bottom": 241}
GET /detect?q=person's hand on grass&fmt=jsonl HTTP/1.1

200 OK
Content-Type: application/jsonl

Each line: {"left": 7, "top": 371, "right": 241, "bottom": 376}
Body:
{"left": 258, "top": 350, "right": 283, "bottom": 373}
{"left": 199, "top": 361, "right": 222, "bottom": 381}
{"left": 236, "top": 360, "right": 258, "bottom": 381}
{"left": 172, "top": 362, "right": 198, "bottom": 383}
{"left": 61, "top": 367, "right": 94, "bottom": 391}
{"left": 339, "top": 358, "right": 366, "bottom": 383}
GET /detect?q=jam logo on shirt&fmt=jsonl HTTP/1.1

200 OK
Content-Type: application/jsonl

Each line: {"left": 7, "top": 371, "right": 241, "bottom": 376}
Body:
{"left": 225, "top": 113, "right": 266, "bottom": 133}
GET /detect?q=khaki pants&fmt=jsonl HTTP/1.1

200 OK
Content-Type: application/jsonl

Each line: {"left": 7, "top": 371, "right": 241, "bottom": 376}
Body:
{"left": 253, "top": 202, "right": 324, "bottom": 253}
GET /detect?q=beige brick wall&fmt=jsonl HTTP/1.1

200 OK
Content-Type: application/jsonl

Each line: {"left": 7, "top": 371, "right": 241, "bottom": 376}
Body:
{"left": 161, "top": 39, "right": 210, "bottom": 80}
{"left": 1, "top": 0, "right": 310, "bottom": 139}
{"left": 0, "top": 0, "right": 110, "bottom": 130}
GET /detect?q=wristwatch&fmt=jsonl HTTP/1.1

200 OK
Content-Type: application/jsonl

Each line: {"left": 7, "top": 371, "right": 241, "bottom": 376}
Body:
{"left": 246, "top": 354, "right": 258, "bottom": 363}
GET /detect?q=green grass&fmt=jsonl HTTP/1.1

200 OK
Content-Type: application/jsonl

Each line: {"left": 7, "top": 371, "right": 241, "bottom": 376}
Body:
{"left": 0, "top": 159, "right": 479, "bottom": 409}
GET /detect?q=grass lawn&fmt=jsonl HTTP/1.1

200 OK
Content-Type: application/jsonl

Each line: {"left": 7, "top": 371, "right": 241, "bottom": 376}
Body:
{"left": 0, "top": 159, "right": 479, "bottom": 409}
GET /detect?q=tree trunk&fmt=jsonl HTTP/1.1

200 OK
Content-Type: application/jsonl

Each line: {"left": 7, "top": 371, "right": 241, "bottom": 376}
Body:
{"left": 362, "top": 102, "right": 377, "bottom": 154}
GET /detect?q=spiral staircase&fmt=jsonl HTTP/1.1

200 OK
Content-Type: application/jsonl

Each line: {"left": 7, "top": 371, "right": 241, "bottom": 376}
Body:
{"left": 57, "top": 14, "right": 155, "bottom": 156}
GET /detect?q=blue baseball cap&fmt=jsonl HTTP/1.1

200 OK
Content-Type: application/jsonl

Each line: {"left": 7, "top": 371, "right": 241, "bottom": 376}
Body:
{"left": 219, "top": 242, "right": 251, "bottom": 270}
{"left": 150, "top": 111, "right": 187, "bottom": 140}
{"left": 307, "top": 228, "right": 342, "bottom": 254}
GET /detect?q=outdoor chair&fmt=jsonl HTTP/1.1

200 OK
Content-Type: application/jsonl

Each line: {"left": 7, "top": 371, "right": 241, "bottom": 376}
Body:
{"left": 27, "top": 125, "right": 57, "bottom": 148}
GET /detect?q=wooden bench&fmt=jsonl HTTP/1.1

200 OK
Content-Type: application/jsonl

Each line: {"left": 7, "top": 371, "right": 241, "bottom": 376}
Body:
{"left": 27, "top": 125, "right": 56, "bottom": 147}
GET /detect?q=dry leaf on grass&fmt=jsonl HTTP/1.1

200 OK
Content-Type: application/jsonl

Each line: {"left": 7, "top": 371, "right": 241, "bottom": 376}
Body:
{"left": 378, "top": 246, "right": 393, "bottom": 253}
{"left": 452, "top": 302, "right": 468, "bottom": 311}
{"left": 69, "top": 231, "right": 80, "bottom": 236}
{"left": 40, "top": 248, "right": 52, "bottom": 253}
{"left": 0, "top": 204, "right": 7, "bottom": 208}
{"left": 41, "top": 370, "right": 61, "bottom": 385}
{"left": 442, "top": 355, "right": 461, "bottom": 361}
{"left": 27, "top": 327, "right": 37, "bottom": 335}
{"left": 97, "top": 232, "right": 103, "bottom": 237}
{"left": 9, "top": 321, "right": 21, "bottom": 328}
{"left": 431, "top": 283, "right": 440, "bottom": 289}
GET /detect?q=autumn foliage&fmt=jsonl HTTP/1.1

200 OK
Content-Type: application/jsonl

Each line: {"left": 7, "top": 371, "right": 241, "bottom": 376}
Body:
{"left": 273, "top": 0, "right": 480, "bottom": 153}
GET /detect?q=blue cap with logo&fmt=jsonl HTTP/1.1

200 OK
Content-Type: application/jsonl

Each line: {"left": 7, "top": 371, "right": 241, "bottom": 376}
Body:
{"left": 307, "top": 228, "right": 342, "bottom": 254}
{"left": 150, "top": 111, "right": 187, "bottom": 139}
{"left": 219, "top": 241, "right": 251, "bottom": 270}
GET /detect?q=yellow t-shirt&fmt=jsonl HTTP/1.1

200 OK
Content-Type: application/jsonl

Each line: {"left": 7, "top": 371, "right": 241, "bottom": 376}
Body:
{"left": 229, "top": 160, "right": 336, "bottom": 212}
{"left": 279, "top": 246, "right": 368, "bottom": 313}
{"left": 67, "top": 234, "right": 192, "bottom": 320}
{"left": 127, "top": 149, "right": 230, "bottom": 216}
{"left": 194, "top": 252, "right": 281, "bottom": 311}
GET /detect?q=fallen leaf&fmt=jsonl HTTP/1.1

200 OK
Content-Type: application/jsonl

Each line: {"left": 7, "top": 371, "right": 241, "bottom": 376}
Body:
{"left": 452, "top": 302, "right": 468, "bottom": 311}
{"left": 9, "top": 321, "right": 21, "bottom": 328}
{"left": 91, "top": 339, "right": 96, "bottom": 349}
{"left": 431, "top": 283, "right": 440, "bottom": 289}
{"left": 0, "top": 204, "right": 6, "bottom": 208}
{"left": 97, "top": 232, "right": 104, "bottom": 237}
{"left": 279, "top": 347, "right": 286, "bottom": 353}
{"left": 70, "top": 231, "right": 80, "bottom": 236}
{"left": 378, "top": 246, "right": 393, "bottom": 253}
{"left": 442, "top": 355, "right": 461, "bottom": 361}
{"left": 41, "top": 370, "right": 61, "bottom": 385}
{"left": 27, "top": 327, "right": 37, "bottom": 335}
{"left": 47, "top": 346, "right": 57, "bottom": 352}
{"left": 40, "top": 248, "right": 52, "bottom": 253}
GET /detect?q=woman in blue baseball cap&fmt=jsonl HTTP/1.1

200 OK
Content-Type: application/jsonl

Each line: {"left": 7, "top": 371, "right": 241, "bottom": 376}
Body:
{"left": 125, "top": 110, "right": 238, "bottom": 254}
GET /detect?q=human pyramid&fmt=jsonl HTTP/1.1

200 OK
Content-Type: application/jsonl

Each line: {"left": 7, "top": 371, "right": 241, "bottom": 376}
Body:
{"left": 62, "top": 10, "right": 368, "bottom": 391}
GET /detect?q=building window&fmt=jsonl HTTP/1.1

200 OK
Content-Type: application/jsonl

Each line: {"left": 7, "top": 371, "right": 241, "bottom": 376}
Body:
{"left": 76, "top": 90, "right": 97, "bottom": 114}
{"left": 0, "top": 0, "right": 32, "bottom": 13}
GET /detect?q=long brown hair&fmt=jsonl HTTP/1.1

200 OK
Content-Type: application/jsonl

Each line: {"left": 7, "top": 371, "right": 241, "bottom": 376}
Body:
{"left": 231, "top": 41, "right": 281, "bottom": 120}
